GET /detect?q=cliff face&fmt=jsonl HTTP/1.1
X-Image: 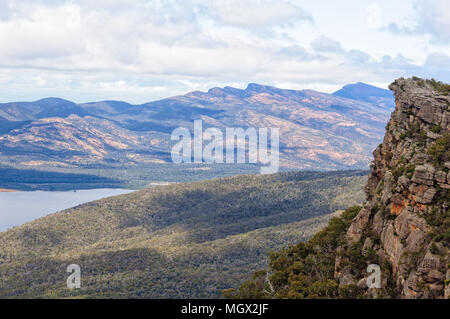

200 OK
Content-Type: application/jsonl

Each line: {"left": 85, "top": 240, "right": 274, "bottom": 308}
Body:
{"left": 337, "top": 77, "right": 450, "bottom": 298}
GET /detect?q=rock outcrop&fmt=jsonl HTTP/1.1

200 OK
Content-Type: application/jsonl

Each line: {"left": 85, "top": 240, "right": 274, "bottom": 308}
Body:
{"left": 335, "top": 77, "right": 450, "bottom": 298}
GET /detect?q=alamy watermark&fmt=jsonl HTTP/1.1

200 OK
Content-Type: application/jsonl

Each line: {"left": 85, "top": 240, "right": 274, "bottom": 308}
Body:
{"left": 367, "top": 264, "right": 381, "bottom": 289}
{"left": 170, "top": 120, "right": 280, "bottom": 174}
{"left": 67, "top": 264, "right": 81, "bottom": 289}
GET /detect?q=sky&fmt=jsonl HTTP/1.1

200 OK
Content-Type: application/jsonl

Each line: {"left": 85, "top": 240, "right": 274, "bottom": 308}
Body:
{"left": 0, "top": 0, "right": 449, "bottom": 103}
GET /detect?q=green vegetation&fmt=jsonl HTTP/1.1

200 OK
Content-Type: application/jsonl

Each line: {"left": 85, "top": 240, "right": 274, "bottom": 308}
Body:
{"left": 413, "top": 77, "right": 450, "bottom": 95}
{"left": 0, "top": 170, "right": 366, "bottom": 298}
{"left": 412, "top": 76, "right": 425, "bottom": 87}
{"left": 0, "top": 166, "right": 123, "bottom": 191}
{"left": 0, "top": 163, "right": 266, "bottom": 191}
{"left": 225, "top": 206, "right": 363, "bottom": 299}
{"left": 384, "top": 151, "right": 393, "bottom": 162}
{"left": 427, "top": 134, "right": 450, "bottom": 166}
{"left": 430, "top": 125, "right": 442, "bottom": 134}
{"left": 393, "top": 164, "right": 415, "bottom": 180}
{"left": 427, "top": 79, "right": 450, "bottom": 96}
{"left": 425, "top": 204, "right": 450, "bottom": 247}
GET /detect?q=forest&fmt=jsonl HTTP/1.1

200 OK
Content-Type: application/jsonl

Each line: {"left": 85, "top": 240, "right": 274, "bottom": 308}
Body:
{"left": 0, "top": 170, "right": 367, "bottom": 298}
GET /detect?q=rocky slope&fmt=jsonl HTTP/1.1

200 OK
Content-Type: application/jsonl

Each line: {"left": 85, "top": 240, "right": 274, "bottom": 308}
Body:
{"left": 337, "top": 77, "right": 450, "bottom": 298}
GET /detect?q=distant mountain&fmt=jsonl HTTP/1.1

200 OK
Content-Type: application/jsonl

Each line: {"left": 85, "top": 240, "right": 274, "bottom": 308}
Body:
{"left": 333, "top": 82, "right": 395, "bottom": 110}
{"left": 0, "top": 83, "right": 395, "bottom": 170}
{"left": 0, "top": 98, "right": 85, "bottom": 121}
{"left": 0, "top": 170, "right": 366, "bottom": 298}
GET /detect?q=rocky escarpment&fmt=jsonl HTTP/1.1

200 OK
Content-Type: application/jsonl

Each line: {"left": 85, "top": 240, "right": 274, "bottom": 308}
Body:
{"left": 336, "top": 77, "right": 450, "bottom": 298}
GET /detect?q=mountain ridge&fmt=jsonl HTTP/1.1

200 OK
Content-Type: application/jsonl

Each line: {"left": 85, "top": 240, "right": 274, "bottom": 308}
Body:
{"left": 0, "top": 82, "right": 392, "bottom": 114}
{"left": 0, "top": 82, "right": 394, "bottom": 171}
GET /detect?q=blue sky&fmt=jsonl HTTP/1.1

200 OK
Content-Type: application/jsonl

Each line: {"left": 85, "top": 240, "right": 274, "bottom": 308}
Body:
{"left": 0, "top": 0, "right": 449, "bottom": 103}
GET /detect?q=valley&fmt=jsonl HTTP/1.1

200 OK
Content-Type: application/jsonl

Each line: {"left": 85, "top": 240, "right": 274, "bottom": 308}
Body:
{"left": 0, "top": 170, "right": 366, "bottom": 298}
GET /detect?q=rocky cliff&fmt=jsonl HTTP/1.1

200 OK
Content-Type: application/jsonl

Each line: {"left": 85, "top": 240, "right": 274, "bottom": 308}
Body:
{"left": 337, "top": 77, "right": 450, "bottom": 298}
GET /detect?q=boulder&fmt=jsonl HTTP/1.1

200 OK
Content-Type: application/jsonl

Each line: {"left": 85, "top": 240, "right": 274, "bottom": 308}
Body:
{"left": 411, "top": 164, "right": 435, "bottom": 186}
{"left": 416, "top": 187, "right": 437, "bottom": 204}
{"left": 346, "top": 208, "right": 371, "bottom": 243}
{"left": 435, "top": 171, "right": 447, "bottom": 184}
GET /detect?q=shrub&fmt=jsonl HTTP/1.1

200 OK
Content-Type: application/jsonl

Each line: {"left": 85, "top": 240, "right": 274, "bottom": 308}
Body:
{"left": 430, "top": 125, "right": 442, "bottom": 133}
{"left": 427, "top": 134, "right": 450, "bottom": 165}
{"left": 427, "top": 79, "right": 450, "bottom": 95}
{"left": 385, "top": 152, "right": 393, "bottom": 161}
{"left": 430, "top": 242, "right": 441, "bottom": 255}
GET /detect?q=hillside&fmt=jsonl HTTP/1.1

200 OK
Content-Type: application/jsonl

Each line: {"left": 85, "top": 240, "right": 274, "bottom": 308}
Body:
{"left": 0, "top": 170, "right": 366, "bottom": 298}
{"left": 230, "top": 77, "right": 450, "bottom": 299}
{"left": 0, "top": 83, "right": 393, "bottom": 172}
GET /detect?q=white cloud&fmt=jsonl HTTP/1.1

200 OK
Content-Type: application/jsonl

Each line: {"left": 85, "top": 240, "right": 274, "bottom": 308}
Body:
{"left": 207, "top": 0, "right": 313, "bottom": 28}
{"left": 387, "top": 0, "right": 450, "bottom": 43}
{"left": 311, "top": 36, "right": 343, "bottom": 53}
{"left": 0, "top": 0, "right": 448, "bottom": 103}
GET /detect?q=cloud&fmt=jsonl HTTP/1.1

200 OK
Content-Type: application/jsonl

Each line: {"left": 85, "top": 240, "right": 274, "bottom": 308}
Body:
{"left": 0, "top": 0, "right": 448, "bottom": 104}
{"left": 311, "top": 36, "right": 343, "bottom": 53}
{"left": 207, "top": 0, "right": 313, "bottom": 28}
{"left": 387, "top": 0, "right": 450, "bottom": 44}
{"left": 0, "top": 0, "right": 12, "bottom": 20}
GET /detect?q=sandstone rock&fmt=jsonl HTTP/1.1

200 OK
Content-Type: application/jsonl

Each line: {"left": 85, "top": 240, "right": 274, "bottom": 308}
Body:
{"left": 416, "top": 187, "right": 437, "bottom": 204}
{"left": 423, "top": 270, "right": 445, "bottom": 284}
{"left": 402, "top": 272, "right": 423, "bottom": 299}
{"left": 411, "top": 164, "right": 435, "bottom": 186}
{"left": 405, "top": 229, "right": 426, "bottom": 253}
{"left": 394, "top": 208, "right": 427, "bottom": 240}
{"left": 435, "top": 171, "right": 447, "bottom": 184}
{"left": 428, "top": 283, "right": 444, "bottom": 299}
{"left": 346, "top": 207, "right": 371, "bottom": 243}
{"left": 371, "top": 211, "right": 386, "bottom": 236}
{"left": 357, "top": 277, "right": 367, "bottom": 289}
{"left": 418, "top": 250, "right": 446, "bottom": 278}
{"left": 426, "top": 131, "right": 441, "bottom": 140}
{"left": 362, "top": 238, "right": 373, "bottom": 256}
{"left": 339, "top": 274, "right": 356, "bottom": 288}
{"left": 398, "top": 175, "right": 410, "bottom": 189}
{"left": 338, "top": 267, "right": 356, "bottom": 288}
{"left": 336, "top": 78, "right": 449, "bottom": 299}
{"left": 380, "top": 223, "right": 403, "bottom": 271}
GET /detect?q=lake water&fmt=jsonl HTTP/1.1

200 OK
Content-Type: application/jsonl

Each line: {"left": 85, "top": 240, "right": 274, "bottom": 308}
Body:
{"left": 0, "top": 188, "right": 134, "bottom": 232}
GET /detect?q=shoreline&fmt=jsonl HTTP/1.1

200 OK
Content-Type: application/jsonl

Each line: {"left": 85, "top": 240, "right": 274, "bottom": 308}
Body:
{"left": 0, "top": 189, "right": 18, "bottom": 192}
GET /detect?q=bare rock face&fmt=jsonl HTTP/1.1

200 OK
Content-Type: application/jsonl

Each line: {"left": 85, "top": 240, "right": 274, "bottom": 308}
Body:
{"left": 412, "top": 164, "right": 435, "bottom": 186}
{"left": 346, "top": 208, "right": 371, "bottom": 243}
{"left": 335, "top": 77, "right": 449, "bottom": 299}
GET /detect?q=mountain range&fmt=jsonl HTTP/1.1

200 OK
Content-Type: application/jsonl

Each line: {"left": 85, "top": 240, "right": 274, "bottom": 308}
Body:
{"left": 0, "top": 83, "right": 394, "bottom": 171}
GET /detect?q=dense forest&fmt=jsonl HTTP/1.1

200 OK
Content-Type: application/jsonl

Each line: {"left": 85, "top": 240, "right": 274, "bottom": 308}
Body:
{"left": 0, "top": 166, "right": 122, "bottom": 191}
{"left": 224, "top": 206, "right": 367, "bottom": 299}
{"left": 0, "top": 170, "right": 366, "bottom": 298}
{"left": 0, "top": 163, "right": 264, "bottom": 190}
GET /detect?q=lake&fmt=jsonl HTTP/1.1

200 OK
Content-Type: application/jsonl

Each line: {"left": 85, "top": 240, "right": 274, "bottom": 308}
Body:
{"left": 0, "top": 188, "right": 134, "bottom": 232}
